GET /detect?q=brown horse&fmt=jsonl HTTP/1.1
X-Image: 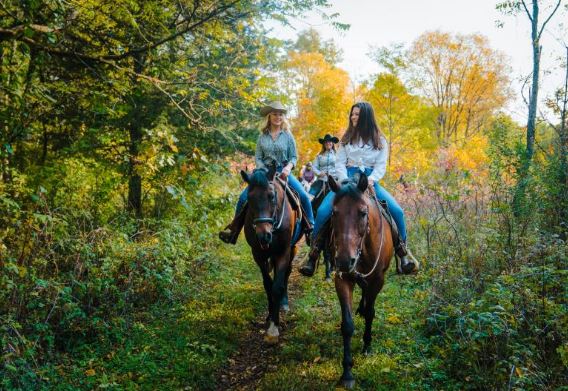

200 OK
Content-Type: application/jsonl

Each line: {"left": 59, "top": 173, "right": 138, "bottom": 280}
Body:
{"left": 241, "top": 166, "right": 298, "bottom": 344}
{"left": 328, "top": 173, "right": 394, "bottom": 389}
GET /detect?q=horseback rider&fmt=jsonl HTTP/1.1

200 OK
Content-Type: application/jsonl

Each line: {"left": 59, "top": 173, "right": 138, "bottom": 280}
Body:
{"left": 219, "top": 101, "right": 315, "bottom": 244}
{"left": 301, "top": 162, "right": 316, "bottom": 191}
{"left": 309, "top": 133, "right": 339, "bottom": 198}
{"left": 299, "top": 102, "right": 419, "bottom": 276}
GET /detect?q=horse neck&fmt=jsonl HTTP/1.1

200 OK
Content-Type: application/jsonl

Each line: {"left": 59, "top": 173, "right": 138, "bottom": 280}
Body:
{"left": 274, "top": 179, "right": 294, "bottom": 230}
{"left": 363, "top": 193, "right": 384, "bottom": 252}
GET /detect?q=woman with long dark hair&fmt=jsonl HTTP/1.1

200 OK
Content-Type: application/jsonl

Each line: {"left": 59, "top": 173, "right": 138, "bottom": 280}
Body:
{"left": 299, "top": 102, "right": 418, "bottom": 276}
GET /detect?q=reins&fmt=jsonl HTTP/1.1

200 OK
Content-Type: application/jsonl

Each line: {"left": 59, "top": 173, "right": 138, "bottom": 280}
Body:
{"left": 252, "top": 175, "right": 288, "bottom": 234}
{"left": 336, "top": 192, "right": 385, "bottom": 281}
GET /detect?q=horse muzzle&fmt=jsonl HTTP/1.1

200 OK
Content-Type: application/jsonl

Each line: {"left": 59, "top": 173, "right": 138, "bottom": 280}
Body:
{"left": 256, "top": 231, "right": 273, "bottom": 250}
{"left": 335, "top": 255, "right": 358, "bottom": 273}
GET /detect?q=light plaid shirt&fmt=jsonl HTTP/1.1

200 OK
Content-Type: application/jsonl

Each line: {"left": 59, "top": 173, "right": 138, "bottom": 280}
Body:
{"left": 255, "top": 130, "right": 298, "bottom": 170}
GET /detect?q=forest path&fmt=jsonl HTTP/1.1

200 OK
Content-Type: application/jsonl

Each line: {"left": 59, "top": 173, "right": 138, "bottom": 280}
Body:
{"left": 215, "top": 257, "right": 305, "bottom": 390}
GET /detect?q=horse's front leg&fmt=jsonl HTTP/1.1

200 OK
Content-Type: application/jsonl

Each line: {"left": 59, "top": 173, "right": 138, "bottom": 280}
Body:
{"left": 361, "top": 278, "right": 382, "bottom": 355}
{"left": 280, "top": 245, "right": 296, "bottom": 313}
{"left": 265, "top": 250, "right": 290, "bottom": 344}
{"left": 253, "top": 250, "right": 273, "bottom": 327}
{"left": 335, "top": 276, "right": 355, "bottom": 389}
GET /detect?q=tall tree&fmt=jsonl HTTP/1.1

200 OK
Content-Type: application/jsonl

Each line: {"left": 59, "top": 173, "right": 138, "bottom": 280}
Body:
{"left": 407, "top": 31, "right": 511, "bottom": 145}
{"left": 0, "top": 0, "right": 335, "bottom": 217}
{"left": 497, "top": 0, "right": 565, "bottom": 162}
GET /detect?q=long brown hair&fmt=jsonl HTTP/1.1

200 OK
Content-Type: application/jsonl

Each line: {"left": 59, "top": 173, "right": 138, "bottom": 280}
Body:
{"left": 341, "top": 102, "right": 384, "bottom": 149}
{"left": 319, "top": 143, "right": 336, "bottom": 155}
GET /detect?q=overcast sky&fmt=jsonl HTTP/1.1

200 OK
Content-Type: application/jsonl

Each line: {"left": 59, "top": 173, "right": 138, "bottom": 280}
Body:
{"left": 268, "top": 0, "right": 568, "bottom": 123}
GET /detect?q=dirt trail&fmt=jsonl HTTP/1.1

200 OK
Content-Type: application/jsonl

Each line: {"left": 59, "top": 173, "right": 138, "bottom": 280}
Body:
{"left": 215, "top": 261, "right": 303, "bottom": 391}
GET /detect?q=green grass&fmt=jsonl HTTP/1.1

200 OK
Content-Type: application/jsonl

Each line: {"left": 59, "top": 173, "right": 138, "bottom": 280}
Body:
{"left": 34, "top": 240, "right": 267, "bottom": 390}
{"left": 258, "top": 262, "right": 453, "bottom": 391}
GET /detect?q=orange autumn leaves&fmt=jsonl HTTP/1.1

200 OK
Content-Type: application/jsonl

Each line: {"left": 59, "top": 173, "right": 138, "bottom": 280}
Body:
{"left": 285, "top": 30, "right": 511, "bottom": 180}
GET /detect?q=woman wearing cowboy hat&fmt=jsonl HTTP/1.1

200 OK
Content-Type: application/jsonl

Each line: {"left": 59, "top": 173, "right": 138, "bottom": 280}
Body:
{"left": 219, "top": 101, "right": 315, "bottom": 244}
{"left": 299, "top": 102, "right": 418, "bottom": 276}
{"left": 308, "top": 133, "right": 339, "bottom": 197}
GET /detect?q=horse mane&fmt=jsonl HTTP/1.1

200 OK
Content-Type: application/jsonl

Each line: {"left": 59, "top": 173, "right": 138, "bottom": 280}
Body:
{"left": 249, "top": 169, "right": 270, "bottom": 188}
{"left": 335, "top": 181, "right": 364, "bottom": 200}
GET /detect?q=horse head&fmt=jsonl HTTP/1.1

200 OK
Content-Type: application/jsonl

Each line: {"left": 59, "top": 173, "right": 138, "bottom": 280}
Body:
{"left": 329, "top": 173, "right": 370, "bottom": 273}
{"left": 241, "top": 165, "right": 278, "bottom": 249}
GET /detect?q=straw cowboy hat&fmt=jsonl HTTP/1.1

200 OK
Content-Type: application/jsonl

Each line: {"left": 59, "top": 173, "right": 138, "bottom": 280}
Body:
{"left": 260, "top": 101, "right": 287, "bottom": 116}
{"left": 318, "top": 134, "right": 339, "bottom": 144}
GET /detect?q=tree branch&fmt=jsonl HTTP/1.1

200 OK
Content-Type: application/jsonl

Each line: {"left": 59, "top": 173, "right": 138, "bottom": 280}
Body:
{"left": 521, "top": 0, "right": 533, "bottom": 22}
{"left": 538, "top": 0, "right": 563, "bottom": 39}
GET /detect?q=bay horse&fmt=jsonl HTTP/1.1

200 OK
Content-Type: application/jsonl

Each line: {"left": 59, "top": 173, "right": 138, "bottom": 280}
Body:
{"left": 328, "top": 173, "right": 394, "bottom": 389}
{"left": 310, "top": 178, "right": 334, "bottom": 280}
{"left": 241, "top": 166, "right": 299, "bottom": 344}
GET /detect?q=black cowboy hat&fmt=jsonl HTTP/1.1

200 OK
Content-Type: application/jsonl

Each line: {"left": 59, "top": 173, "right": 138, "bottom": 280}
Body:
{"left": 260, "top": 101, "right": 287, "bottom": 116}
{"left": 318, "top": 134, "right": 339, "bottom": 144}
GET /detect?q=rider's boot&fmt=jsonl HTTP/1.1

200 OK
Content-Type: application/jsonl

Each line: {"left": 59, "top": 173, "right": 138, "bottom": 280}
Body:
{"left": 395, "top": 241, "right": 419, "bottom": 274}
{"left": 299, "top": 225, "right": 326, "bottom": 277}
{"left": 299, "top": 244, "right": 320, "bottom": 277}
{"left": 218, "top": 203, "right": 247, "bottom": 244}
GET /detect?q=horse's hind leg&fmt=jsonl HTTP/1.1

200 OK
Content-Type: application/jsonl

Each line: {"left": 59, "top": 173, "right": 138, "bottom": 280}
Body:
{"left": 335, "top": 277, "right": 355, "bottom": 389}
{"left": 323, "top": 248, "right": 333, "bottom": 281}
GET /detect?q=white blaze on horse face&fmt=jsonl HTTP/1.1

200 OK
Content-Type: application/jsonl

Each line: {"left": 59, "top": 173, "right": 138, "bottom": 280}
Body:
{"left": 267, "top": 321, "right": 279, "bottom": 337}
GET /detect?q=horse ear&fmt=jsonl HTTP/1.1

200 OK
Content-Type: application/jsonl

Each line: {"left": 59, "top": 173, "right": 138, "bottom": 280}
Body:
{"left": 357, "top": 172, "right": 368, "bottom": 192}
{"left": 329, "top": 175, "right": 340, "bottom": 192}
{"left": 267, "top": 165, "right": 276, "bottom": 181}
{"left": 241, "top": 170, "right": 250, "bottom": 183}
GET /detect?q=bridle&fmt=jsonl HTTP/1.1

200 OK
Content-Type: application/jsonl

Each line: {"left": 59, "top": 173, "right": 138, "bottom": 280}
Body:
{"left": 334, "top": 193, "right": 385, "bottom": 280}
{"left": 252, "top": 176, "right": 288, "bottom": 234}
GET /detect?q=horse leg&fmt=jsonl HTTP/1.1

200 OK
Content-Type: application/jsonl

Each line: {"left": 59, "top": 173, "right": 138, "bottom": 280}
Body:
{"left": 265, "top": 253, "right": 289, "bottom": 344}
{"left": 335, "top": 276, "right": 355, "bottom": 389}
{"left": 362, "top": 275, "right": 384, "bottom": 355}
{"left": 280, "top": 246, "right": 296, "bottom": 313}
{"left": 324, "top": 248, "right": 333, "bottom": 281}
{"left": 254, "top": 251, "right": 273, "bottom": 326}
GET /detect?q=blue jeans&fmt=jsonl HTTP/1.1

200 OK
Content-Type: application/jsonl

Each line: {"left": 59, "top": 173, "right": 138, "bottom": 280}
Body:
{"left": 236, "top": 172, "right": 315, "bottom": 226}
{"left": 312, "top": 167, "right": 407, "bottom": 242}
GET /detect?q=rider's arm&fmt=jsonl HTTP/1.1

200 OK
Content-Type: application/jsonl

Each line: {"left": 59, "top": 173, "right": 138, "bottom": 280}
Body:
{"left": 255, "top": 135, "right": 266, "bottom": 170}
{"left": 312, "top": 155, "right": 321, "bottom": 176}
{"left": 282, "top": 132, "right": 297, "bottom": 176}
{"left": 335, "top": 143, "right": 348, "bottom": 182}
{"left": 368, "top": 138, "right": 388, "bottom": 183}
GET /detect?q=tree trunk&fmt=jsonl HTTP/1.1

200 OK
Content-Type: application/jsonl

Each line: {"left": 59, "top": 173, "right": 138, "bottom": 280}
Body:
{"left": 526, "top": 0, "right": 541, "bottom": 162}
{"left": 127, "top": 54, "right": 146, "bottom": 219}
{"left": 513, "top": 1, "right": 541, "bottom": 216}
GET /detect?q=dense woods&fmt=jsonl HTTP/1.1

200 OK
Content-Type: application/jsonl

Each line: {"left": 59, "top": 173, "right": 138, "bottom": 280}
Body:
{"left": 1, "top": 0, "right": 567, "bottom": 389}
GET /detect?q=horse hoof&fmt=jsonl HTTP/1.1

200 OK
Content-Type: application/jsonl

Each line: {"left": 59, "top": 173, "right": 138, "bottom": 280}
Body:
{"left": 280, "top": 304, "right": 290, "bottom": 312}
{"left": 264, "top": 334, "right": 279, "bottom": 345}
{"left": 362, "top": 345, "right": 371, "bottom": 355}
{"left": 339, "top": 379, "right": 355, "bottom": 389}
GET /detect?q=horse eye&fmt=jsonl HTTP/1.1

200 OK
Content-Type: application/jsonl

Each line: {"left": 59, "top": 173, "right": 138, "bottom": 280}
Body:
{"left": 358, "top": 209, "right": 368, "bottom": 217}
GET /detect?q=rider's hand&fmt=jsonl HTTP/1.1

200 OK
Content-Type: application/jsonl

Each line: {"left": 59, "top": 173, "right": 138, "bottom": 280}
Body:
{"left": 318, "top": 173, "right": 326, "bottom": 179}
{"left": 281, "top": 165, "right": 291, "bottom": 179}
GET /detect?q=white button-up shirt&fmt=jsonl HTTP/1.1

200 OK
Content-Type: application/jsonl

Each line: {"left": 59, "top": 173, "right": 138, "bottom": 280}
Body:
{"left": 335, "top": 136, "right": 388, "bottom": 183}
